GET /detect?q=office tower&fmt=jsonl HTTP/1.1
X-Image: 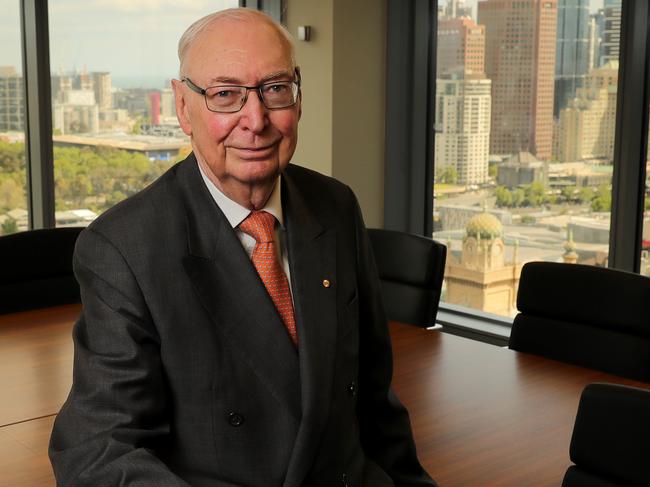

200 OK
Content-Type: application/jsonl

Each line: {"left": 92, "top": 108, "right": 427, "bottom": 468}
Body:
{"left": 51, "top": 73, "right": 73, "bottom": 104}
{"left": 160, "top": 88, "right": 175, "bottom": 119}
{"left": 435, "top": 74, "right": 491, "bottom": 185}
{"left": 74, "top": 70, "right": 93, "bottom": 91}
{"left": 442, "top": 0, "right": 473, "bottom": 19}
{"left": 554, "top": 61, "right": 618, "bottom": 162}
{"left": 0, "top": 66, "right": 23, "bottom": 132}
{"left": 478, "top": 0, "right": 558, "bottom": 160}
{"left": 601, "top": 0, "right": 621, "bottom": 65}
{"left": 149, "top": 92, "right": 161, "bottom": 126}
{"left": 437, "top": 17, "right": 486, "bottom": 77}
{"left": 554, "top": 0, "right": 590, "bottom": 118}
{"left": 587, "top": 15, "right": 599, "bottom": 71}
{"left": 52, "top": 90, "right": 99, "bottom": 134}
{"left": 91, "top": 72, "right": 112, "bottom": 110}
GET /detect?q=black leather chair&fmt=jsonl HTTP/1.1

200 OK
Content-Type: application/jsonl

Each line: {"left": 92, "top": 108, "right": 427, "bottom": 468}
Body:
{"left": 0, "top": 227, "right": 83, "bottom": 314}
{"left": 562, "top": 383, "right": 650, "bottom": 487}
{"left": 367, "top": 228, "right": 446, "bottom": 328}
{"left": 509, "top": 262, "right": 650, "bottom": 382}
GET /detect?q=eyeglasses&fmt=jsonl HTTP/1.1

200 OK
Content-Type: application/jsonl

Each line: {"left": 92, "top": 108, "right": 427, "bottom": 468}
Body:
{"left": 181, "top": 69, "right": 301, "bottom": 113}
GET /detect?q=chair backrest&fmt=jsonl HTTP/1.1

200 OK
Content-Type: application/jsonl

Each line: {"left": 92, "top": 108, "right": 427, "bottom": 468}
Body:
{"left": 509, "top": 261, "right": 650, "bottom": 382}
{"left": 0, "top": 227, "right": 83, "bottom": 314}
{"left": 367, "top": 228, "right": 446, "bottom": 327}
{"left": 562, "top": 383, "right": 650, "bottom": 487}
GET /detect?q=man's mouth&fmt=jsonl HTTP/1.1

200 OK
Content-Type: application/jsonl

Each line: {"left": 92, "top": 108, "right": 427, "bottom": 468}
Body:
{"left": 229, "top": 143, "right": 277, "bottom": 160}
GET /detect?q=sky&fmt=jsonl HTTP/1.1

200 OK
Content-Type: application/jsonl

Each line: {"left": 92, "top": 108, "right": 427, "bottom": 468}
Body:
{"left": 1, "top": 0, "right": 237, "bottom": 86}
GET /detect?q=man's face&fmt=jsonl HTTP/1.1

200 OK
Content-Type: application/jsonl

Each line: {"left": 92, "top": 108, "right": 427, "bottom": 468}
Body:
{"left": 174, "top": 19, "right": 300, "bottom": 190}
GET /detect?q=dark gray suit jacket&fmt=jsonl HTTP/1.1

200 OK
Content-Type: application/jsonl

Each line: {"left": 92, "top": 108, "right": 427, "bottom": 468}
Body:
{"left": 49, "top": 154, "right": 436, "bottom": 487}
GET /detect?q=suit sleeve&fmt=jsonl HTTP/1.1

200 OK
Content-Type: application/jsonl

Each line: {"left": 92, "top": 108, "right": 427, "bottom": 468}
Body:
{"left": 49, "top": 228, "right": 190, "bottom": 486}
{"left": 350, "top": 191, "right": 437, "bottom": 487}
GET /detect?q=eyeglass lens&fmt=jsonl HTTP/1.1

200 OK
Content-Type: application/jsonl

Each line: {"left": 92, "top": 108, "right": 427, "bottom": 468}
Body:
{"left": 204, "top": 82, "right": 298, "bottom": 112}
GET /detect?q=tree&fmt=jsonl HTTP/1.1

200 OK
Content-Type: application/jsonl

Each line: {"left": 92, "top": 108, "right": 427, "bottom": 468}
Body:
{"left": 0, "top": 141, "right": 25, "bottom": 173}
{"left": 561, "top": 185, "right": 576, "bottom": 203}
{"left": 0, "top": 176, "right": 25, "bottom": 212}
{"left": 591, "top": 185, "right": 612, "bottom": 212}
{"left": 436, "top": 165, "right": 458, "bottom": 184}
{"left": 494, "top": 186, "right": 513, "bottom": 207}
{"left": 1, "top": 217, "right": 18, "bottom": 235}
{"left": 524, "top": 181, "right": 546, "bottom": 207}
{"left": 512, "top": 188, "right": 525, "bottom": 207}
{"left": 578, "top": 187, "right": 595, "bottom": 204}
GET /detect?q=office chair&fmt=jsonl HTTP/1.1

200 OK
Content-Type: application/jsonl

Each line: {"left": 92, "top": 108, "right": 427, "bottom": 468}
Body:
{"left": 562, "top": 383, "right": 650, "bottom": 487}
{"left": 509, "top": 262, "right": 650, "bottom": 382}
{"left": 0, "top": 227, "right": 83, "bottom": 314}
{"left": 367, "top": 228, "right": 446, "bottom": 327}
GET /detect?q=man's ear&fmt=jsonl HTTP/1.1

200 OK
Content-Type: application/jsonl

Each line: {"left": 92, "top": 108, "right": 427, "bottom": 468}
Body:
{"left": 171, "top": 79, "right": 192, "bottom": 136}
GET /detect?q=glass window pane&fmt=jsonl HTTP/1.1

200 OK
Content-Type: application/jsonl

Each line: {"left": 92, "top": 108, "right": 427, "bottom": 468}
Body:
{"left": 0, "top": 1, "right": 28, "bottom": 235}
{"left": 48, "top": 1, "right": 238, "bottom": 227}
{"left": 433, "top": 0, "right": 621, "bottom": 318}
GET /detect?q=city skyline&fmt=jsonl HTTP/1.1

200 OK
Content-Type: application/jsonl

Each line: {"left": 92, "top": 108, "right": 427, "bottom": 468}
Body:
{"left": 1, "top": 0, "right": 237, "bottom": 81}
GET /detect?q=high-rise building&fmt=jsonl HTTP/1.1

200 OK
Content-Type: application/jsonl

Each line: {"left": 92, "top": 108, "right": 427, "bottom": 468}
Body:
{"left": 437, "top": 17, "right": 486, "bottom": 77}
{"left": 435, "top": 74, "right": 491, "bottom": 185}
{"left": 601, "top": 0, "right": 621, "bottom": 65}
{"left": 554, "top": 61, "right": 618, "bottom": 162}
{"left": 554, "top": 0, "right": 590, "bottom": 118}
{"left": 478, "top": 0, "right": 558, "bottom": 160}
{"left": 160, "top": 88, "right": 176, "bottom": 120}
{"left": 53, "top": 89, "right": 99, "bottom": 134}
{"left": 587, "top": 14, "right": 600, "bottom": 71}
{"left": 0, "top": 66, "right": 23, "bottom": 132}
{"left": 91, "top": 72, "right": 112, "bottom": 110}
{"left": 149, "top": 92, "right": 161, "bottom": 126}
{"left": 441, "top": 0, "right": 473, "bottom": 19}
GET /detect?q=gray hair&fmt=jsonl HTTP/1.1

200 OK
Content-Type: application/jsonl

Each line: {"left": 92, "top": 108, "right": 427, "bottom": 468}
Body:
{"left": 178, "top": 8, "right": 296, "bottom": 77}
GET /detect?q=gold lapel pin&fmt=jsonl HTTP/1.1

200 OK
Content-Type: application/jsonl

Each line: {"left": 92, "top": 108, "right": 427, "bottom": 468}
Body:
{"left": 322, "top": 279, "right": 331, "bottom": 288}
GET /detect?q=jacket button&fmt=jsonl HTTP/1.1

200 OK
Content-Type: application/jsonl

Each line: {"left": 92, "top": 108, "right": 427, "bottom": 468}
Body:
{"left": 227, "top": 412, "right": 244, "bottom": 427}
{"left": 347, "top": 381, "right": 357, "bottom": 397}
{"left": 341, "top": 473, "right": 348, "bottom": 486}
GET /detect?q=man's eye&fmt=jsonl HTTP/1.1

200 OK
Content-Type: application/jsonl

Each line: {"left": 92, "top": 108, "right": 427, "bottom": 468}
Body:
{"left": 215, "top": 90, "right": 236, "bottom": 98}
{"left": 265, "top": 84, "right": 288, "bottom": 94}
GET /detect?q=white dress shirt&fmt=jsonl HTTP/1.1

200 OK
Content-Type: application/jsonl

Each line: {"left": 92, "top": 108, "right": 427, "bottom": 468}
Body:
{"left": 197, "top": 160, "right": 293, "bottom": 295}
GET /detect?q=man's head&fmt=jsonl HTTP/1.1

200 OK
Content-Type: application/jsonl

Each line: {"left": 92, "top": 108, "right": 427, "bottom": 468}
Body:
{"left": 172, "top": 9, "right": 300, "bottom": 207}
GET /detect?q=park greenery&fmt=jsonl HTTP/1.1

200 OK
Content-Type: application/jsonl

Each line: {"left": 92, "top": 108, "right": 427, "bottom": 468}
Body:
{"left": 493, "top": 181, "right": 613, "bottom": 212}
{"left": 0, "top": 141, "right": 180, "bottom": 225}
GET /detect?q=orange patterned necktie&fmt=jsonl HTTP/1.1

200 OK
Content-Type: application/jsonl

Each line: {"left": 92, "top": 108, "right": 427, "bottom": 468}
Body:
{"left": 239, "top": 210, "right": 298, "bottom": 347}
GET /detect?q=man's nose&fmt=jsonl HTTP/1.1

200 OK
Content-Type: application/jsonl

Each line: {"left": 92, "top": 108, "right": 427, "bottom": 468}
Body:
{"left": 238, "top": 89, "right": 267, "bottom": 133}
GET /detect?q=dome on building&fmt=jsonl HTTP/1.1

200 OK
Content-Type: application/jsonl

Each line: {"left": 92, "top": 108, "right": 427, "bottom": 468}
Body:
{"left": 466, "top": 211, "right": 502, "bottom": 239}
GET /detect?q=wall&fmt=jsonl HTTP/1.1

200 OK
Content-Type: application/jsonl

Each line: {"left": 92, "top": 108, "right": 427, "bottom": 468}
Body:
{"left": 285, "top": 0, "right": 386, "bottom": 228}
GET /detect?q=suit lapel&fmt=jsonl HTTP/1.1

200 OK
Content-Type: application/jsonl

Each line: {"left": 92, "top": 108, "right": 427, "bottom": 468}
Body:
{"left": 178, "top": 157, "right": 301, "bottom": 420}
{"left": 282, "top": 168, "right": 339, "bottom": 487}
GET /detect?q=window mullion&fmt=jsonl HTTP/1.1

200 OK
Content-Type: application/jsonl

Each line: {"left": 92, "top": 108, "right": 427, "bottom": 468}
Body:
{"left": 20, "top": 0, "right": 55, "bottom": 229}
{"left": 609, "top": 0, "right": 649, "bottom": 272}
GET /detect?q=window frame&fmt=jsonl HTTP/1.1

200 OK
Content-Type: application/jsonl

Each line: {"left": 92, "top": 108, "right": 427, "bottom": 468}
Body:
{"left": 384, "top": 0, "right": 650, "bottom": 338}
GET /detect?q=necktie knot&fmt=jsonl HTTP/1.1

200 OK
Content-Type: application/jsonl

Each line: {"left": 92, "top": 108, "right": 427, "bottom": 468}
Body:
{"left": 239, "top": 210, "right": 276, "bottom": 244}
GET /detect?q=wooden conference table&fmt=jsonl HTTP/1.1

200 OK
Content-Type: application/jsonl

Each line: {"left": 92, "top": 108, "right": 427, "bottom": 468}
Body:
{"left": 1, "top": 305, "right": 649, "bottom": 487}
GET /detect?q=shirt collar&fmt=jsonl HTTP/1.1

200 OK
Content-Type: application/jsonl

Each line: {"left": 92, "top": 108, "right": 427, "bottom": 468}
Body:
{"left": 197, "top": 158, "right": 284, "bottom": 229}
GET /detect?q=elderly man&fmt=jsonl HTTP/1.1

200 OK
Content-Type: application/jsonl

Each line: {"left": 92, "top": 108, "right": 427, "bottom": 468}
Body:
{"left": 49, "top": 8, "right": 436, "bottom": 487}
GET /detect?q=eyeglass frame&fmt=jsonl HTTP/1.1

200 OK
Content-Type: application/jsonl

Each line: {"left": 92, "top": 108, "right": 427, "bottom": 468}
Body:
{"left": 181, "top": 67, "right": 302, "bottom": 113}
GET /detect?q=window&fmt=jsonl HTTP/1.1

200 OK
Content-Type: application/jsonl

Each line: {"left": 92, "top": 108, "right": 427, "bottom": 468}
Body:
{"left": 433, "top": 0, "right": 621, "bottom": 318}
{"left": 48, "top": 0, "right": 238, "bottom": 227}
{"left": 0, "top": 1, "right": 27, "bottom": 235}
